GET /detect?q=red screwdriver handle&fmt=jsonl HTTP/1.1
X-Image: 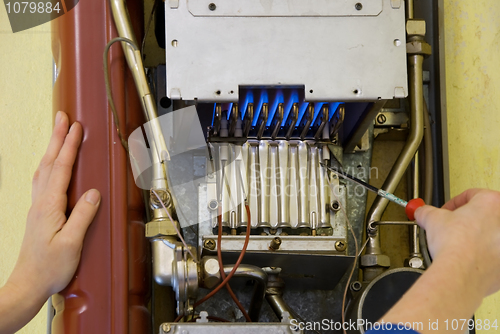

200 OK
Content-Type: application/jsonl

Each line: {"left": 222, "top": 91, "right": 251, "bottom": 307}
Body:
{"left": 406, "top": 198, "right": 425, "bottom": 221}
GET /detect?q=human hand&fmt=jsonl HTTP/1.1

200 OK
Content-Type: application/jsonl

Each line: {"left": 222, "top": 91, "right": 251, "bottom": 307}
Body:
{"left": 6, "top": 111, "right": 100, "bottom": 302}
{"left": 415, "top": 188, "right": 500, "bottom": 297}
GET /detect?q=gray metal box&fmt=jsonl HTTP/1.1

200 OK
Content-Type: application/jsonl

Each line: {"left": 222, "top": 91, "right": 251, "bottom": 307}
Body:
{"left": 165, "top": 0, "right": 407, "bottom": 102}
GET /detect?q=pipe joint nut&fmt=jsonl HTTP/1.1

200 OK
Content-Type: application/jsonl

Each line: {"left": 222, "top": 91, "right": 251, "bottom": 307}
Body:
{"left": 407, "top": 41, "right": 432, "bottom": 56}
{"left": 406, "top": 19, "right": 426, "bottom": 37}
{"left": 360, "top": 254, "right": 390, "bottom": 268}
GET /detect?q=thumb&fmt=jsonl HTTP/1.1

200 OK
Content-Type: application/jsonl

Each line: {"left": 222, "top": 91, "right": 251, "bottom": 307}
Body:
{"left": 61, "top": 189, "right": 101, "bottom": 245}
{"left": 414, "top": 205, "right": 441, "bottom": 230}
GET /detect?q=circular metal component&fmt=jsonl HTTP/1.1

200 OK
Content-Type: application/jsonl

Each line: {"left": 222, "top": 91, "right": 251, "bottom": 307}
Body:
{"left": 208, "top": 200, "right": 218, "bottom": 211}
{"left": 408, "top": 256, "right": 424, "bottom": 269}
{"left": 202, "top": 257, "right": 221, "bottom": 289}
{"left": 377, "top": 114, "right": 387, "bottom": 124}
{"left": 208, "top": 2, "right": 216, "bottom": 10}
{"left": 352, "top": 268, "right": 423, "bottom": 333}
{"left": 394, "top": 39, "right": 402, "bottom": 47}
{"left": 162, "top": 323, "right": 171, "bottom": 333}
{"left": 269, "top": 237, "right": 282, "bottom": 251}
{"left": 203, "top": 239, "right": 216, "bottom": 250}
{"left": 335, "top": 240, "right": 347, "bottom": 252}
{"left": 171, "top": 40, "right": 178, "bottom": 47}
{"left": 351, "top": 281, "right": 362, "bottom": 292}
{"left": 331, "top": 200, "right": 340, "bottom": 211}
{"left": 355, "top": 2, "right": 363, "bottom": 10}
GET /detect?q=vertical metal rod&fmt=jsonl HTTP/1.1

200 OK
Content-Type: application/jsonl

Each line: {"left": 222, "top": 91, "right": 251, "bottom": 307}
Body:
{"left": 410, "top": 153, "right": 421, "bottom": 257}
{"left": 407, "top": 0, "right": 414, "bottom": 19}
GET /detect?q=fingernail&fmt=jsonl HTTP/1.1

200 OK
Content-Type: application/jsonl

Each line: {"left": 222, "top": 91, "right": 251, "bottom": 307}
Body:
{"left": 55, "top": 111, "right": 62, "bottom": 125}
{"left": 69, "top": 123, "right": 76, "bottom": 132}
{"left": 85, "top": 189, "right": 100, "bottom": 205}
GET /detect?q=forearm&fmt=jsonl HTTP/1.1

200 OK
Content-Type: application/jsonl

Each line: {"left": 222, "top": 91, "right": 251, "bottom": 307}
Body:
{"left": 382, "top": 253, "right": 485, "bottom": 333}
{"left": 0, "top": 281, "right": 47, "bottom": 334}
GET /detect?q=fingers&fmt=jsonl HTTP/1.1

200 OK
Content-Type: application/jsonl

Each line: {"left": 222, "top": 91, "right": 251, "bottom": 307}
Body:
{"left": 60, "top": 189, "right": 101, "bottom": 246}
{"left": 32, "top": 111, "right": 69, "bottom": 198}
{"left": 414, "top": 205, "right": 445, "bottom": 230}
{"left": 46, "top": 122, "right": 83, "bottom": 196}
{"left": 441, "top": 188, "right": 485, "bottom": 211}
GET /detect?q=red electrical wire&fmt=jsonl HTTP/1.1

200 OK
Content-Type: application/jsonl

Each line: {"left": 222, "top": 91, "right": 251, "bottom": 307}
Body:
{"left": 215, "top": 205, "right": 252, "bottom": 321}
{"left": 193, "top": 204, "right": 252, "bottom": 314}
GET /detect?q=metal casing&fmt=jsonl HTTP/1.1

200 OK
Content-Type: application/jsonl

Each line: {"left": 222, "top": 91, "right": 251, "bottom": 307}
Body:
{"left": 51, "top": 0, "right": 150, "bottom": 333}
{"left": 164, "top": 0, "right": 408, "bottom": 101}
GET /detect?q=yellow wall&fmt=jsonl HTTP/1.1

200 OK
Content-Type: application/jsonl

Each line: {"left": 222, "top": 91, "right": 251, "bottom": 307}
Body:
{"left": 0, "top": 0, "right": 499, "bottom": 333}
{"left": 0, "top": 7, "right": 53, "bottom": 334}
{"left": 444, "top": 0, "right": 500, "bottom": 330}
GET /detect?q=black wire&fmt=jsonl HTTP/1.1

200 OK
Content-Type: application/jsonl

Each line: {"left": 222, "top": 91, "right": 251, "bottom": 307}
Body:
{"left": 142, "top": 0, "right": 159, "bottom": 59}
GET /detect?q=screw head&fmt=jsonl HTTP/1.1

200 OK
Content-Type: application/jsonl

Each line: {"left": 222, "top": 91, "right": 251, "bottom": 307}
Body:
{"left": 208, "top": 200, "right": 218, "bottom": 211}
{"left": 162, "top": 323, "right": 171, "bottom": 333}
{"left": 355, "top": 2, "right": 363, "bottom": 10}
{"left": 331, "top": 201, "right": 340, "bottom": 211}
{"left": 335, "top": 240, "right": 347, "bottom": 252}
{"left": 208, "top": 2, "right": 216, "bottom": 10}
{"left": 377, "top": 114, "right": 387, "bottom": 124}
{"left": 204, "top": 239, "right": 216, "bottom": 250}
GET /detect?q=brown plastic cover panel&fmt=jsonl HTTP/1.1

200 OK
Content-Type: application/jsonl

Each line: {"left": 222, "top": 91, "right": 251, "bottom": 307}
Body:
{"left": 51, "top": 1, "right": 150, "bottom": 333}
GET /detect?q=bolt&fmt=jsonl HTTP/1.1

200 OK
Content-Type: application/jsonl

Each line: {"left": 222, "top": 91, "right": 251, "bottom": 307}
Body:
{"left": 204, "top": 239, "right": 216, "bottom": 250}
{"left": 355, "top": 2, "right": 363, "bottom": 10}
{"left": 335, "top": 240, "right": 347, "bottom": 252}
{"left": 162, "top": 323, "right": 171, "bottom": 333}
{"left": 331, "top": 201, "right": 340, "bottom": 211}
{"left": 269, "top": 237, "right": 282, "bottom": 251}
{"left": 208, "top": 200, "right": 218, "bottom": 211}
{"left": 208, "top": 2, "right": 216, "bottom": 10}
{"left": 377, "top": 114, "right": 387, "bottom": 124}
{"left": 350, "top": 281, "right": 362, "bottom": 292}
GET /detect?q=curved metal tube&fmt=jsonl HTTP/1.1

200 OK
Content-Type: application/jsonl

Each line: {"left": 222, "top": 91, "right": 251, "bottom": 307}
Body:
{"left": 364, "top": 55, "right": 425, "bottom": 257}
{"left": 420, "top": 101, "right": 434, "bottom": 267}
{"left": 223, "top": 265, "right": 268, "bottom": 322}
{"left": 266, "top": 294, "right": 303, "bottom": 322}
{"left": 109, "top": 0, "right": 169, "bottom": 190}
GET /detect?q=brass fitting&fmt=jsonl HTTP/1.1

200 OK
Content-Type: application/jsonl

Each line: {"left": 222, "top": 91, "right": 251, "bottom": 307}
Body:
{"left": 406, "top": 19, "right": 426, "bottom": 37}
{"left": 145, "top": 209, "right": 178, "bottom": 238}
{"left": 407, "top": 40, "right": 432, "bottom": 56}
{"left": 360, "top": 254, "right": 391, "bottom": 267}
